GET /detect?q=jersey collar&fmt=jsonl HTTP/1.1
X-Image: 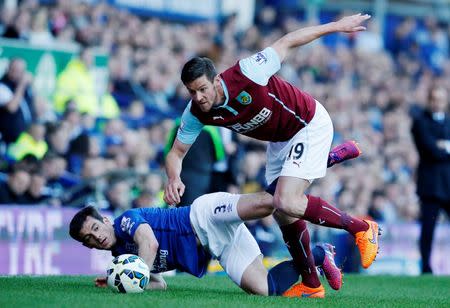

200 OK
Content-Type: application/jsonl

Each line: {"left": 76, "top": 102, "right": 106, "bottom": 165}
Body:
{"left": 213, "top": 79, "right": 229, "bottom": 109}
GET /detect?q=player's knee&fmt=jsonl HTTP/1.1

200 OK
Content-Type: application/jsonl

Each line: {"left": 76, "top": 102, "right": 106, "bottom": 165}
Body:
{"left": 253, "top": 285, "right": 269, "bottom": 296}
{"left": 273, "top": 192, "right": 292, "bottom": 212}
{"left": 241, "top": 281, "right": 268, "bottom": 296}
{"left": 297, "top": 194, "right": 308, "bottom": 214}
{"left": 273, "top": 191, "right": 308, "bottom": 215}
{"left": 240, "top": 256, "right": 269, "bottom": 295}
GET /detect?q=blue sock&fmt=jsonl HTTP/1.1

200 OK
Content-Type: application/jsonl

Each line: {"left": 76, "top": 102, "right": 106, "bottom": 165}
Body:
{"left": 267, "top": 260, "right": 300, "bottom": 296}
{"left": 312, "top": 245, "right": 325, "bottom": 266}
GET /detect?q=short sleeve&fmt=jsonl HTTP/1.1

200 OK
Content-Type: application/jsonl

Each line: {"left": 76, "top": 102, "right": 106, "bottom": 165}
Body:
{"left": 176, "top": 102, "right": 204, "bottom": 145}
{"left": 117, "top": 210, "right": 148, "bottom": 239}
{"left": 238, "top": 47, "right": 281, "bottom": 86}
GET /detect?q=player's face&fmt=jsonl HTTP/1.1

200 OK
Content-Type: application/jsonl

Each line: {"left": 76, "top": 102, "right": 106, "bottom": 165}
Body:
{"left": 185, "top": 75, "right": 220, "bottom": 112}
{"left": 79, "top": 216, "right": 117, "bottom": 250}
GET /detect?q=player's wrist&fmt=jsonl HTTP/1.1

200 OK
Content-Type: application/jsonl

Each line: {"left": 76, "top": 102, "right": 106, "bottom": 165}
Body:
{"left": 168, "top": 176, "right": 181, "bottom": 183}
{"left": 169, "top": 176, "right": 180, "bottom": 180}
{"left": 322, "top": 21, "right": 338, "bottom": 34}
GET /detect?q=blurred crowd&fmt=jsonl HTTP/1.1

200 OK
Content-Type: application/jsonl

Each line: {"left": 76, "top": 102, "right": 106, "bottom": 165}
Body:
{"left": 0, "top": 1, "right": 449, "bottom": 248}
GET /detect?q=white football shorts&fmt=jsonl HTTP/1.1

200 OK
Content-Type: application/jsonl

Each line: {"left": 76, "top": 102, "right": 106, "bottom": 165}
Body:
{"left": 189, "top": 192, "right": 262, "bottom": 286}
{"left": 265, "top": 100, "right": 333, "bottom": 185}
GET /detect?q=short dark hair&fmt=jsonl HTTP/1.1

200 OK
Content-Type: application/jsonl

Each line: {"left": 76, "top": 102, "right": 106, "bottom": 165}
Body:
{"left": 69, "top": 205, "right": 103, "bottom": 242}
{"left": 181, "top": 57, "right": 217, "bottom": 84}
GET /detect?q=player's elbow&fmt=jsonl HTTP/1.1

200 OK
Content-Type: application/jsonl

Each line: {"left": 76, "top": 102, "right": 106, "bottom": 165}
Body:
{"left": 271, "top": 38, "right": 289, "bottom": 62}
{"left": 274, "top": 190, "right": 308, "bottom": 215}
{"left": 149, "top": 240, "right": 159, "bottom": 255}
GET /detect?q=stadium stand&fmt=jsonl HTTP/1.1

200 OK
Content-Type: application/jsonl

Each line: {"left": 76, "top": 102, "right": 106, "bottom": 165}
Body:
{"left": 0, "top": 0, "right": 449, "bottom": 275}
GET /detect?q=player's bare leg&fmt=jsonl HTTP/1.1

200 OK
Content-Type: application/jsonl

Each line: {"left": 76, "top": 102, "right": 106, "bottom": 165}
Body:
{"left": 240, "top": 255, "right": 270, "bottom": 295}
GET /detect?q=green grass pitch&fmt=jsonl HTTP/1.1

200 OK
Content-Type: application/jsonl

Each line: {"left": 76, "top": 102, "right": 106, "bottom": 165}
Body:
{"left": 1, "top": 274, "right": 449, "bottom": 307}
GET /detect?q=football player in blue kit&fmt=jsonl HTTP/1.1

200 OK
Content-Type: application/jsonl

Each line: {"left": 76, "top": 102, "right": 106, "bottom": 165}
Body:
{"left": 70, "top": 190, "right": 342, "bottom": 297}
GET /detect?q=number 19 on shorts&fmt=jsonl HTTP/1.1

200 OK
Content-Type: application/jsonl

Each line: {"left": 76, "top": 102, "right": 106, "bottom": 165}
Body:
{"left": 286, "top": 142, "right": 304, "bottom": 164}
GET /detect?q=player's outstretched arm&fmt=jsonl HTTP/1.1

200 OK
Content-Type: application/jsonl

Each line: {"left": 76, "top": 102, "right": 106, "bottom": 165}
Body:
{"left": 271, "top": 13, "right": 371, "bottom": 62}
{"left": 164, "top": 139, "right": 192, "bottom": 204}
{"left": 133, "top": 224, "right": 166, "bottom": 290}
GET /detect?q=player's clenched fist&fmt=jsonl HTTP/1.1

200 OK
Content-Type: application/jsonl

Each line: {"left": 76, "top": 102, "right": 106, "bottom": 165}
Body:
{"left": 164, "top": 177, "right": 185, "bottom": 205}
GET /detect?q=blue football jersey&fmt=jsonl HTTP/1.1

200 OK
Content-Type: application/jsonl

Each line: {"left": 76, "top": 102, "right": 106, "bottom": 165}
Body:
{"left": 111, "top": 206, "right": 210, "bottom": 278}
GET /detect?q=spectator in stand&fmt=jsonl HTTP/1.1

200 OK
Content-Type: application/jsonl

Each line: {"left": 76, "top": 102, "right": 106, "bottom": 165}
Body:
{"left": 109, "top": 57, "right": 137, "bottom": 108}
{"left": 411, "top": 84, "right": 450, "bottom": 274}
{"left": 7, "top": 122, "right": 48, "bottom": 161}
{"left": 169, "top": 84, "right": 191, "bottom": 114}
{"left": 64, "top": 156, "right": 106, "bottom": 207}
{"left": 48, "top": 6, "right": 69, "bottom": 39}
{"left": 0, "top": 58, "right": 35, "bottom": 144}
{"left": 147, "top": 119, "right": 173, "bottom": 167}
{"left": 2, "top": 9, "right": 31, "bottom": 40}
{"left": 0, "top": 7, "right": 16, "bottom": 37}
{"left": 62, "top": 108, "right": 83, "bottom": 140}
{"left": 239, "top": 151, "right": 266, "bottom": 194}
{"left": 132, "top": 189, "right": 153, "bottom": 209}
{"left": 45, "top": 121, "right": 71, "bottom": 156}
{"left": 41, "top": 152, "right": 79, "bottom": 195}
{"left": 390, "top": 17, "right": 416, "bottom": 57}
{"left": 121, "top": 100, "right": 149, "bottom": 130}
{"left": 135, "top": 72, "right": 174, "bottom": 117}
{"left": 66, "top": 133, "right": 101, "bottom": 174}
{"left": 103, "top": 118, "right": 126, "bottom": 144}
{"left": 368, "top": 188, "right": 397, "bottom": 222}
{"left": 0, "top": 163, "right": 32, "bottom": 204}
{"left": 99, "top": 81, "right": 121, "bottom": 119}
{"left": 104, "top": 176, "right": 132, "bottom": 214}
{"left": 29, "top": 7, "right": 54, "bottom": 45}
{"left": 24, "top": 169, "right": 53, "bottom": 205}
{"left": 354, "top": 19, "right": 384, "bottom": 53}
{"left": 34, "top": 96, "right": 57, "bottom": 123}
{"left": 53, "top": 47, "right": 99, "bottom": 115}
{"left": 133, "top": 172, "right": 165, "bottom": 208}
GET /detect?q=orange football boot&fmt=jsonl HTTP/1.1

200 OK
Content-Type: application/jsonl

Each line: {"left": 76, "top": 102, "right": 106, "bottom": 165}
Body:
{"left": 355, "top": 220, "right": 380, "bottom": 269}
{"left": 282, "top": 283, "right": 325, "bottom": 298}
